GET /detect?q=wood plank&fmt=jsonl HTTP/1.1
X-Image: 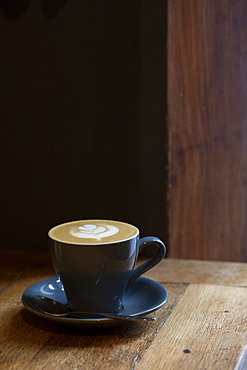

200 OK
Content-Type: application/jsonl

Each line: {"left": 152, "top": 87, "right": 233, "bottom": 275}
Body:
{"left": 0, "top": 272, "right": 55, "bottom": 305}
{"left": 143, "top": 259, "right": 247, "bottom": 287}
{"left": 0, "top": 305, "right": 58, "bottom": 369}
{"left": 15, "top": 284, "right": 187, "bottom": 370}
{"left": 0, "top": 270, "right": 59, "bottom": 368}
{"left": 167, "top": 0, "right": 247, "bottom": 261}
{"left": 0, "top": 273, "right": 19, "bottom": 293}
{"left": 135, "top": 284, "right": 247, "bottom": 369}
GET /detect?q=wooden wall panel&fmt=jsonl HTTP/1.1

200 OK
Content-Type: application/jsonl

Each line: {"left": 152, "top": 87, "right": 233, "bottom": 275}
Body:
{"left": 168, "top": 1, "right": 247, "bottom": 261}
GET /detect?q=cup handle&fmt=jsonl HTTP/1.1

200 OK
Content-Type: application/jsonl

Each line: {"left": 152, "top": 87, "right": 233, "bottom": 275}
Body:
{"left": 126, "top": 236, "right": 166, "bottom": 290}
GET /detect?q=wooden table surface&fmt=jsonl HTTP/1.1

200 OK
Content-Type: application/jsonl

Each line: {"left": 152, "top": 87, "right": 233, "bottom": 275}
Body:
{"left": 1, "top": 250, "right": 247, "bottom": 369}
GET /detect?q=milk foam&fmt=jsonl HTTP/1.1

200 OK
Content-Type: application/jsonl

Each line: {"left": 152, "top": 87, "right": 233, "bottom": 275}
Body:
{"left": 49, "top": 220, "right": 139, "bottom": 245}
{"left": 69, "top": 224, "right": 119, "bottom": 241}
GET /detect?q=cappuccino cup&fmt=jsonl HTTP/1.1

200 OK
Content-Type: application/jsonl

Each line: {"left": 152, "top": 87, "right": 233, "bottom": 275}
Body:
{"left": 48, "top": 219, "right": 166, "bottom": 314}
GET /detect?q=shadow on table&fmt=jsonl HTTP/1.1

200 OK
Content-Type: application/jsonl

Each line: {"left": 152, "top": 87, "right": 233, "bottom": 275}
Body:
{"left": 20, "top": 307, "right": 144, "bottom": 338}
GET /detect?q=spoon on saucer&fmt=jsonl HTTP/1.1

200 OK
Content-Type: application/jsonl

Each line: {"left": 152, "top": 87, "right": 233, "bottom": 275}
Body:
{"left": 32, "top": 296, "right": 156, "bottom": 322}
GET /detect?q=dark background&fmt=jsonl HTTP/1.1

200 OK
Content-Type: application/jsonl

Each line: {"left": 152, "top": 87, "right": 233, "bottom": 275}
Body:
{"left": 0, "top": 1, "right": 168, "bottom": 252}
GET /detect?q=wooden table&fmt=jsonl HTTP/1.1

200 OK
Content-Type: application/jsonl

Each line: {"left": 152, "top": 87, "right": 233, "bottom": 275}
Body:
{"left": 1, "top": 250, "right": 247, "bottom": 369}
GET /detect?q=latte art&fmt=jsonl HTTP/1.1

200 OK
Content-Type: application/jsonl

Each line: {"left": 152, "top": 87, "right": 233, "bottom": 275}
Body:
{"left": 69, "top": 224, "right": 119, "bottom": 240}
{"left": 49, "top": 220, "right": 139, "bottom": 245}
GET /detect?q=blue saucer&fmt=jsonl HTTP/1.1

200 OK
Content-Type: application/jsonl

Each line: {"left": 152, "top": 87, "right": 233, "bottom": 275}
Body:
{"left": 22, "top": 276, "right": 168, "bottom": 328}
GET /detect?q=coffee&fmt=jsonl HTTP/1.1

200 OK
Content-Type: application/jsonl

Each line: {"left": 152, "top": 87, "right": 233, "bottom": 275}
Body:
{"left": 49, "top": 219, "right": 139, "bottom": 245}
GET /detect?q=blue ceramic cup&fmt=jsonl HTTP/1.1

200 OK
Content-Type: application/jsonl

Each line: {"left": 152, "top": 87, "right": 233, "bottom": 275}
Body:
{"left": 48, "top": 219, "right": 166, "bottom": 313}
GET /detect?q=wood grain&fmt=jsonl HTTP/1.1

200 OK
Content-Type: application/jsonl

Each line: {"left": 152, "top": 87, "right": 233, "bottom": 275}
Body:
{"left": 143, "top": 258, "right": 247, "bottom": 287}
{"left": 136, "top": 284, "right": 247, "bottom": 369}
{"left": 1, "top": 251, "right": 247, "bottom": 369}
{"left": 0, "top": 283, "right": 186, "bottom": 369}
{"left": 167, "top": 1, "right": 247, "bottom": 261}
{"left": 0, "top": 273, "right": 19, "bottom": 293}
